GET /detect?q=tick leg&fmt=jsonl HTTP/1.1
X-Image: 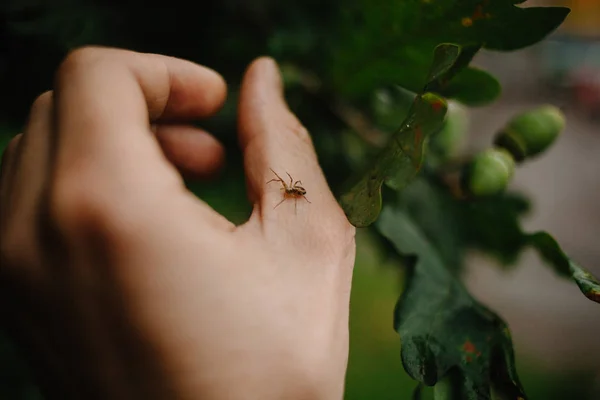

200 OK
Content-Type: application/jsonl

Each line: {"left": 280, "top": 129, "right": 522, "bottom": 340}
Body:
{"left": 273, "top": 198, "right": 286, "bottom": 209}
{"left": 286, "top": 172, "right": 293, "bottom": 187}
{"left": 295, "top": 198, "right": 297, "bottom": 214}
{"left": 302, "top": 195, "right": 311, "bottom": 203}
{"left": 294, "top": 180, "right": 302, "bottom": 186}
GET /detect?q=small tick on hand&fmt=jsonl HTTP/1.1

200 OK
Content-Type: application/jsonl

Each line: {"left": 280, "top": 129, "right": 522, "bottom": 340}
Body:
{"left": 267, "top": 168, "right": 311, "bottom": 213}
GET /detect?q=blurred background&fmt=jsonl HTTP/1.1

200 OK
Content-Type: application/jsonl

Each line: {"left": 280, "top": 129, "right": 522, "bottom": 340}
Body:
{"left": 1, "top": 0, "right": 599, "bottom": 399}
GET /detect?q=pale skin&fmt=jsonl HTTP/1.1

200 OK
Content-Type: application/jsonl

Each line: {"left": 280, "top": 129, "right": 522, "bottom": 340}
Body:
{"left": 0, "top": 47, "right": 356, "bottom": 399}
{"left": 267, "top": 168, "right": 311, "bottom": 212}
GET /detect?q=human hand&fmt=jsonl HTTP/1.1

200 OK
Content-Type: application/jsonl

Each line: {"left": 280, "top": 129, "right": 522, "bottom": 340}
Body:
{"left": 0, "top": 47, "right": 355, "bottom": 400}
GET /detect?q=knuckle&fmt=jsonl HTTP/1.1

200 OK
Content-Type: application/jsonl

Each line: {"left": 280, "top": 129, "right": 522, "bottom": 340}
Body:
{"left": 46, "top": 172, "right": 143, "bottom": 241}
{"left": 47, "top": 174, "right": 112, "bottom": 236}
{"left": 7, "top": 133, "right": 22, "bottom": 149}
{"left": 0, "top": 134, "right": 22, "bottom": 178}
{"left": 25, "top": 91, "right": 54, "bottom": 128}
{"left": 2, "top": 133, "right": 22, "bottom": 161}
{"left": 29, "top": 91, "right": 53, "bottom": 116}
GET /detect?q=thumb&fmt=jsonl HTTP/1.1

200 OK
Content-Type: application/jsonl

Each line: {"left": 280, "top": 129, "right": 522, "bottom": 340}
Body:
{"left": 237, "top": 57, "right": 346, "bottom": 231}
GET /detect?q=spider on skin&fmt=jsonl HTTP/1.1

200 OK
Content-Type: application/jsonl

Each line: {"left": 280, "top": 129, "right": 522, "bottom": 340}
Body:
{"left": 267, "top": 168, "right": 311, "bottom": 213}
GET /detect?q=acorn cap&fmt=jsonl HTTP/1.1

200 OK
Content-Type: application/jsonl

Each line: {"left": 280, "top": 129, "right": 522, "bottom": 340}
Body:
{"left": 461, "top": 148, "right": 516, "bottom": 197}
{"left": 493, "top": 129, "right": 527, "bottom": 162}
{"left": 495, "top": 105, "right": 565, "bottom": 161}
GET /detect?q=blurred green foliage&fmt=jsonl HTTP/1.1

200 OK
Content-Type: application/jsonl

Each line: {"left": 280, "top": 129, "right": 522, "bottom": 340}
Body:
{"left": 1, "top": 0, "right": 598, "bottom": 399}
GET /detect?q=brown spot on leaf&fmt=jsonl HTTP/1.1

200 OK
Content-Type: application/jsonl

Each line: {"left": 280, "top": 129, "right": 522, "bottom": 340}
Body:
{"left": 461, "top": 17, "right": 473, "bottom": 27}
{"left": 476, "top": 351, "right": 482, "bottom": 358}
{"left": 466, "top": 355, "right": 473, "bottom": 362}
{"left": 432, "top": 100, "right": 444, "bottom": 112}
{"left": 463, "top": 339, "right": 476, "bottom": 353}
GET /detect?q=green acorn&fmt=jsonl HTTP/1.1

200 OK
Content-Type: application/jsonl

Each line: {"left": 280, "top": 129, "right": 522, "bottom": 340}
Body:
{"left": 494, "top": 105, "right": 565, "bottom": 162}
{"left": 429, "top": 100, "right": 469, "bottom": 165}
{"left": 461, "top": 148, "right": 515, "bottom": 197}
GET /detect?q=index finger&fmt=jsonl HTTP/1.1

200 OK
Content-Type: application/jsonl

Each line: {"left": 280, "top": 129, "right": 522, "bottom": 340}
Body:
{"left": 53, "top": 46, "right": 227, "bottom": 171}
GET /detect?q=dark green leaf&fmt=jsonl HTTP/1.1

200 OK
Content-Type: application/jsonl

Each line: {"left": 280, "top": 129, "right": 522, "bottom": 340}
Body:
{"left": 456, "top": 193, "right": 599, "bottom": 304}
{"left": 440, "top": 68, "right": 501, "bottom": 106}
{"left": 472, "top": 5, "right": 570, "bottom": 51}
{"left": 527, "top": 232, "right": 600, "bottom": 304}
{"left": 378, "top": 206, "right": 526, "bottom": 400}
{"left": 397, "top": 178, "right": 464, "bottom": 273}
{"left": 328, "top": 0, "right": 568, "bottom": 100}
{"left": 390, "top": 175, "right": 599, "bottom": 305}
{"left": 425, "top": 44, "right": 465, "bottom": 85}
{"left": 393, "top": 177, "right": 530, "bottom": 272}
{"left": 460, "top": 193, "right": 530, "bottom": 266}
{"left": 339, "top": 93, "right": 447, "bottom": 227}
{"left": 423, "top": 44, "right": 500, "bottom": 107}
{"left": 456, "top": 190, "right": 599, "bottom": 304}
{"left": 425, "top": 44, "right": 478, "bottom": 92}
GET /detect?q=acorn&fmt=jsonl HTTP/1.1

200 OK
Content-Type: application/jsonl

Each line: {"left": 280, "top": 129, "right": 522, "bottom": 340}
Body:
{"left": 494, "top": 105, "right": 565, "bottom": 162}
{"left": 461, "top": 148, "right": 515, "bottom": 197}
{"left": 429, "top": 100, "right": 469, "bottom": 164}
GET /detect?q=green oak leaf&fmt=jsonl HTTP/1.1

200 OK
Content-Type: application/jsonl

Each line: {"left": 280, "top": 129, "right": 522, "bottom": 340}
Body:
{"left": 425, "top": 44, "right": 480, "bottom": 93}
{"left": 459, "top": 195, "right": 599, "bottom": 304}
{"left": 424, "top": 43, "right": 501, "bottom": 106}
{"left": 425, "top": 44, "right": 468, "bottom": 85}
{"left": 527, "top": 232, "right": 600, "bottom": 304}
{"left": 440, "top": 67, "right": 501, "bottom": 107}
{"left": 339, "top": 93, "right": 447, "bottom": 227}
{"left": 329, "top": 0, "right": 568, "bottom": 103}
{"left": 393, "top": 176, "right": 532, "bottom": 274}
{"left": 397, "top": 177, "right": 465, "bottom": 273}
{"left": 396, "top": 176, "right": 600, "bottom": 304}
{"left": 338, "top": 44, "right": 468, "bottom": 228}
{"left": 460, "top": 193, "right": 530, "bottom": 266}
{"left": 377, "top": 206, "right": 527, "bottom": 400}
